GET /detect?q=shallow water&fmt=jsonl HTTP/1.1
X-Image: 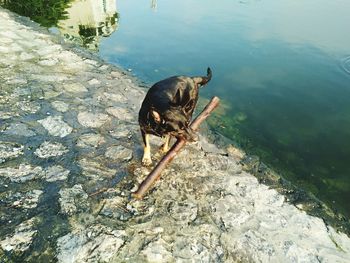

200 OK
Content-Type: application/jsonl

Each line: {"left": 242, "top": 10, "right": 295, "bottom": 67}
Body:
{"left": 2, "top": 0, "right": 350, "bottom": 218}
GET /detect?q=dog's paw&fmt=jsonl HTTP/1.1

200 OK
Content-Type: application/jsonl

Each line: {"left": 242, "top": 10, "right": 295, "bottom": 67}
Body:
{"left": 142, "top": 157, "right": 152, "bottom": 167}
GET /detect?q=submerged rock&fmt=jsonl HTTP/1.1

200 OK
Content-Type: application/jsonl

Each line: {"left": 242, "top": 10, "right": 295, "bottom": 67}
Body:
{"left": 56, "top": 225, "right": 126, "bottom": 263}
{"left": 0, "top": 141, "right": 24, "bottom": 163}
{"left": 34, "top": 141, "right": 68, "bottom": 158}
{"left": 2, "top": 123, "right": 36, "bottom": 137}
{"left": 58, "top": 184, "right": 89, "bottom": 215}
{"left": 44, "top": 165, "right": 70, "bottom": 182}
{"left": 78, "top": 158, "right": 116, "bottom": 180}
{"left": 10, "top": 189, "right": 43, "bottom": 209}
{"left": 77, "top": 112, "right": 111, "bottom": 128}
{"left": 0, "top": 217, "right": 38, "bottom": 254}
{"left": 104, "top": 145, "right": 133, "bottom": 162}
{"left": 76, "top": 133, "right": 105, "bottom": 148}
{"left": 99, "top": 196, "right": 132, "bottom": 221}
{"left": 38, "top": 115, "right": 73, "bottom": 137}
{"left": 51, "top": 100, "right": 69, "bottom": 112}
{"left": 63, "top": 83, "right": 88, "bottom": 94}
{"left": 0, "top": 164, "right": 43, "bottom": 182}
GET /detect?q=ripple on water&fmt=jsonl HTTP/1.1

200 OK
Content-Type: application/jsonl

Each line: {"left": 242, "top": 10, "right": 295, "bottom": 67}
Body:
{"left": 340, "top": 55, "right": 350, "bottom": 75}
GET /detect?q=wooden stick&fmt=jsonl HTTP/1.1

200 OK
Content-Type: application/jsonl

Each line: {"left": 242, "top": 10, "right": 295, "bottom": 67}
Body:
{"left": 132, "top": 96, "right": 220, "bottom": 199}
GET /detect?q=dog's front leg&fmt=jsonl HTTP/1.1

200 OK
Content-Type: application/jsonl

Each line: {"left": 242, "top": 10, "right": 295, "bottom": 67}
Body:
{"left": 160, "top": 134, "right": 171, "bottom": 154}
{"left": 141, "top": 131, "right": 152, "bottom": 166}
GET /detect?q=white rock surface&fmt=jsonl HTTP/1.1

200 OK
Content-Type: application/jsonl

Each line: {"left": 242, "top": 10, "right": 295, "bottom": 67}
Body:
{"left": 77, "top": 112, "right": 111, "bottom": 128}
{"left": 34, "top": 141, "right": 68, "bottom": 158}
{"left": 38, "top": 116, "right": 72, "bottom": 137}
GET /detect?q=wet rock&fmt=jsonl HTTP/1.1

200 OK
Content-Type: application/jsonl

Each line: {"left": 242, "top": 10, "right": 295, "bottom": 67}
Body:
{"left": 99, "top": 196, "right": 132, "bottom": 221}
{"left": 76, "top": 133, "right": 105, "bottom": 148}
{"left": 77, "top": 112, "right": 111, "bottom": 128}
{"left": 0, "top": 141, "right": 24, "bottom": 163}
{"left": 44, "top": 165, "right": 70, "bottom": 182}
{"left": 19, "top": 52, "right": 35, "bottom": 61}
{"left": 0, "top": 111, "right": 16, "bottom": 120}
{"left": 105, "top": 145, "right": 133, "bottom": 162}
{"left": 31, "top": 74, "right": 69, "bottom": 83}
{"left": 78, "top": 158, "right": 116, "bottom": 180}
{"left": 58, "top": 184, "right": 89, "bottom": 215}
{"left": 141, "top": 238, "right": 173, "bottom": 263}
{"left": 168, "top": 201, "right": 198, "bottom": 224}
{"left": 174, "top": 225, "right": 223, "bottom": 262}
{"left": 38, "top": 58, "right": 58, "bottom": 66}
{"left": 38, "top": 115, "right": 73, "bottom": 137}
{"left": 57, "top": 225, "right": 126, "bottom": 263}
{"left": 0, "top": 164, "right": 43, "bottom": 182}
{"left": 0, "top": 217, "right": 38, "bottom": 254}
{"left": 16, "top": 100, "right": 41, "bottom": 113}
{"left": 34, "top": 141, "right": 68, "bottom": 158}
{"left": 52, "top": 100, "right": 69, "bottom": 112}
{"left": 88, "top": 78, "right": 100, "bottom": 85}
{"left": 10, "top": 189, "right": 43, "bottom": 209}
{"left": 2, "top": 123, "right": 36, "bottom": 137}
{"left": 108, "top": 129, "right": 130, "bottom": 139}
{"left": 106, "top": 107, "right": 134, "bottom": 121}
{"left": 63, "top": 83, "right": 88, "bottom": 93}
{"left": 103, "top": 92, "right": 127, "bottom": 103}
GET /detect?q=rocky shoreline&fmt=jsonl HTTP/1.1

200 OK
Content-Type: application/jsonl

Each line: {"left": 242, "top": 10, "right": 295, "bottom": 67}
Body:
{"left": 1, "top": 7, "right": 350, "bottom": 262}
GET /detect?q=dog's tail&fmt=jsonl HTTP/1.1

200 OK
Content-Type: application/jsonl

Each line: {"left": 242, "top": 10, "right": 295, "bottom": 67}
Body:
{"left": 193, "top": 67, "right": 212, "bottom": 86}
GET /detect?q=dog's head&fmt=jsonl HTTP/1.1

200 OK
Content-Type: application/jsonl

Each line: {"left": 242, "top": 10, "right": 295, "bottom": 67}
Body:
{"left": 150, "top": 107, "right": 198, "bottom": 142}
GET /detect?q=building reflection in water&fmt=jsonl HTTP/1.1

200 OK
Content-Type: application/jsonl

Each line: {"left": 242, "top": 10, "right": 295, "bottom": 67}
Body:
{"left": 57, "top": 0, "right": 118, "bottom": 50}
{"left": 151, "top": 0, "right": 157, "bottom": 11}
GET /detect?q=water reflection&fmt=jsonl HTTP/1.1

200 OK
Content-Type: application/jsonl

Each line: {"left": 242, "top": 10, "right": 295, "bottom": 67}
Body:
{"left": 57, "top": 0, "right": 118, "bottom": 50}
{"left": 151, "top": 0, "right": 157, "bottom": 11}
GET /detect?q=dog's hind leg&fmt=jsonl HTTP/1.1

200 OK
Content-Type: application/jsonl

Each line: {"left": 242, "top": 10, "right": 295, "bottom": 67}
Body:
{"left": 159, "top": 135, "right": 171, "bottom": 154}
{"left": 141, "top": 131, "right": 152, "bottom": 166}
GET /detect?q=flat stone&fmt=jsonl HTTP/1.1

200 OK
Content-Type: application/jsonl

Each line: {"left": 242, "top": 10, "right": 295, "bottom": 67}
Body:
{"left": 77, "top": 133, "right": 105, "bottom": 148}
{"left": 88, "top": 78, "right": 100, "bottom": 85}
{"left": 78, "top": 158, "right": 116, "bottom": 179}
{"left": 51, "top": 100, "right": 69, "bottom": 112}
{"left": 16, "top": 101, "right": 41, "bottom": 113}
{"left": 38, "top": 58, "right": 59, "bottom": 66}
{"left": 106, "top": 107, "right": 134, "bottom": 121}
{"left": 103, "top": 92, "right": 127, "bottom": 103}
{"left": 58, "top": 184, "right": 89, "bottom": 215}
{"left": 38, "top": 116, "right": 72, "bottom": 137}
{"left": 57, "top": 225, "right": 125, "bottom": 263}
{"left": 2, "top": 123, "right": 36, "bottom": 137}
{"left": 0, "top": 217, "right": 38, "bottom": 253}
{"left": 0, "top": 141, "right": 24, "bottom": 163}
{"left": 105, "top": 145, "right": 133, "bottom": 162}
{"left": 10, "top": 190, "right": 43, "bottom": 209}
{"left": 34, "top": 141, "right": 68, "bottom": 158}
{"left": 63, "top": 83, "right": 88, "bottom": 93}
{"left": 0, "top": 164, "right": 43, "bottom": 183}
{"left": 19, "top": 52, "right": 35, "bottom": 60}
{"left": 141, "top": 238, "right": 173, "bottom": 263}
{"left": 44, "top": 165, "right": 70, "bottom": 182}
{"left": 77, "top": 112, "right": 111, "bottom": 128}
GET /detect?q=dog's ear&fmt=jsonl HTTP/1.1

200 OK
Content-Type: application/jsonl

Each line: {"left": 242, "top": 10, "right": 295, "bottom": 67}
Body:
{"left": 151, "top": 110, "right": 161, "bottom": 123}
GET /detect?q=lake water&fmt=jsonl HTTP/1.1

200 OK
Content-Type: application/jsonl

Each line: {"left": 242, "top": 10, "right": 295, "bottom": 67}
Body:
{"left": 2, "top": 0, "right": 350, "bottom": 219}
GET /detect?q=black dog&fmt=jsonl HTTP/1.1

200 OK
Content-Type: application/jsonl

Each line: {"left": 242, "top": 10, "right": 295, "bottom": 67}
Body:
{"left": 138, "top": 67, "right": 212, "bottom": 166}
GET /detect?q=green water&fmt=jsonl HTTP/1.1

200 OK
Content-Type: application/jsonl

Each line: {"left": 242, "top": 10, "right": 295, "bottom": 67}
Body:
{"left": 2, "top": 0, "right": 350, "bottom": 218}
